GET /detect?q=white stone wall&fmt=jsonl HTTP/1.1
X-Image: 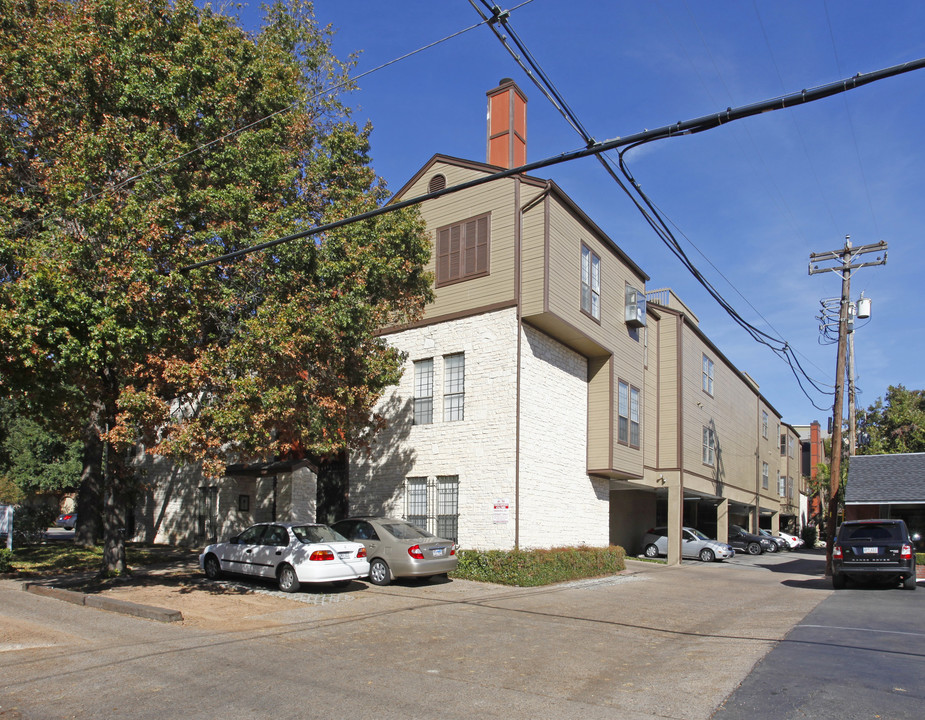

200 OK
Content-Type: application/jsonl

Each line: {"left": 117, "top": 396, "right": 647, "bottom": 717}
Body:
{"left": 350, "top": 308, "right": 520, "bottom": 550}
{"left": 351, "top": 308, "right": 609, "bottom": 551}
{"left": 518, "top": 325, "right": 609, "bottom": 549}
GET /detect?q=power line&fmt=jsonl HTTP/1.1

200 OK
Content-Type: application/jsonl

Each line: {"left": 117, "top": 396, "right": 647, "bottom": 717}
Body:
{"left": 475, "top": 1, "right": 841, "bottom": 408}
{"left": 181, "top": 54, "right": 925, "bottom": 274}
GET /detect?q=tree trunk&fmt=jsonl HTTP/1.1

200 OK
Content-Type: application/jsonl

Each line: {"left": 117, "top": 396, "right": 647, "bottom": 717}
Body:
{"left": 74, "top": 424, "right": 103, "bottom": 547}
{"left": 100, "top": 453, "right": 130, "bottom": 576}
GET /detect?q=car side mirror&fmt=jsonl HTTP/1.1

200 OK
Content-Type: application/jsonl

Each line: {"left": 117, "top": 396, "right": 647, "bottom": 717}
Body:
{"left": 229, "top": 536, "right": 240, "bottom": 545}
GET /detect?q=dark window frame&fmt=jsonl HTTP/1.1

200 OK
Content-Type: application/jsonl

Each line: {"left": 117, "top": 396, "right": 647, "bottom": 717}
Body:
{"left": 580, "top": 243, "right": 601, "bottom": 322}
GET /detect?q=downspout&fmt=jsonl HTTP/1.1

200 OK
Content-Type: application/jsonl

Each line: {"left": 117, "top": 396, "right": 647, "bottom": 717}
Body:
{"left": 515, "top": 179, "right": 552, "bottom": 549}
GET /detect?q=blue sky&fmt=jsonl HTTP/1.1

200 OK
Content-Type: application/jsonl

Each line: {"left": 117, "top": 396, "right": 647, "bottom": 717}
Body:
{"left": 225, "top": 1, "right": 925, "bottom": 428}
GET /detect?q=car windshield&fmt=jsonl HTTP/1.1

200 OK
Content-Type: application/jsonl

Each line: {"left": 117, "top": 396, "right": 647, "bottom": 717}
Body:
{"left": 689, "top": 528, "right": 709, "bottom": 540}
{"left": 380, "top": 521, "right": 434, "bottom": 540}
{"left": 292, "top": 525, "right": 348, "bottom": 544}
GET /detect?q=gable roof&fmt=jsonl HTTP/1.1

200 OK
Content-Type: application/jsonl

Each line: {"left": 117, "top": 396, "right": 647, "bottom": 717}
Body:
{"left": 845, "top": 452, "right": 925, "bottom": 504}
{"left": 392, "top": 153, "right": 649, "bottom": 282}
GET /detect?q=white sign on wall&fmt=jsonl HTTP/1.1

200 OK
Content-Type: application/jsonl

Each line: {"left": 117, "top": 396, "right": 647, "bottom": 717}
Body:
{"left": 493, "top": 499, "right": 510, "bottom": 524}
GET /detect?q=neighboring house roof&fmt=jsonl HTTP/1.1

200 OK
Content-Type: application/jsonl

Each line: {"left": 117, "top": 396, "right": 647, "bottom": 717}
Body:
{"left": 845, "top": 452, "right": 925, "bottom": 504}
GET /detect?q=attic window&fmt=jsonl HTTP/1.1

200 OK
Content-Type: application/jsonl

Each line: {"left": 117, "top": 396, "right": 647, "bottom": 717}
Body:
{"left": 429, "top": 174, "right": 447, "bottom": 193}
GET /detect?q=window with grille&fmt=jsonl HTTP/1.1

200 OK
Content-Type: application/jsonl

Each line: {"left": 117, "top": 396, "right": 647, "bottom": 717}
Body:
{"left": 702, "top": 355, "right": 714, "bottom": 396}
{"left": 778, "top": 475, "right": 786, "bottom": 497}
{"left": 762, "top": 462, "right": 769, "bottom": 490}
{"left": 762, "top": 411, "right": 769, "bottom": 439}
{"left": 437, "top": 476, "right": 459, "bottom": 542}
{"left": 406, "top": 477, "right": 427, "bottom": 529}
{"left": 436, "top": 214, "right": 489, "bottom": 287}
{"left": 702, "top": 426, "right": 715, "bottom": 466}
{"left": 581, "top": 244, "right": 601, "bottom": 320}
{"left": 444, "top": 353, "right": 465, "bottom": 422}
{"left": 413, "top": 359, "right": 433, "bottom": 425}
{"left": 404, "top": 475, "right": 459, "bottom": 543}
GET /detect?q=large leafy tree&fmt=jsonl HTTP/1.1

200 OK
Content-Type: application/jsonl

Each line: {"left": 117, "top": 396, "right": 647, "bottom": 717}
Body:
{"left": 0, "top": 0, "right": 432, "bottom": 572}
{"left": 856, "top": 385, "right": 925, "bottom": 455}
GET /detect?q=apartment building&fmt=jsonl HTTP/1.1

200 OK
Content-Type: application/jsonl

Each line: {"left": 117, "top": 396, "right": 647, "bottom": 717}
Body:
{"left": 348, "top": 80, "right": 795, "bottom": 562}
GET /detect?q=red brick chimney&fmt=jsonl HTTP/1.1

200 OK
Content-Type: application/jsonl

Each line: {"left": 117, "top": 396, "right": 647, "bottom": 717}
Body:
{"left": 486, "top": 78, "right": 527, "bottom": 169}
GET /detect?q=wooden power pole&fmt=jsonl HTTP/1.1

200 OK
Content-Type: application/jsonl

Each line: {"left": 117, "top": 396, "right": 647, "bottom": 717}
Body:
{"left": 809, "top": 236, "right": 887, "bottom": 576}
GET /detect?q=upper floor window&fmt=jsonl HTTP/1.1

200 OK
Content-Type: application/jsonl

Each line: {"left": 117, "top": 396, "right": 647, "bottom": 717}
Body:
{"left": 618, "top": 381, "right": 641, "bottom": 448}
{"left": 788, "top": 436, "right": 794, "bottom": 458}
{"left": 436, "top": 214, "right": 489, "bottom": 287}
{"left": 762, "top": 462, "right": 769, "bottom": 490}
{"left": 443, "top": 353, "right": 465, "bottom": 422}
{"left": 702, "top": 426, "right": 715, "bottom": 466}
{"left": 413, "top": 359, "right": 434, "bottom": 425}
{"left": 702, "top": 355, "right": 714, "bottom": 396}
{"left": 762, "top": 411, "right": 769, "bottom": 439}
{"left": 581, "top": 244, "right": 601, "bottom": 320}
{"left": 780, "top": 433, "right": 787, "bottom": 456}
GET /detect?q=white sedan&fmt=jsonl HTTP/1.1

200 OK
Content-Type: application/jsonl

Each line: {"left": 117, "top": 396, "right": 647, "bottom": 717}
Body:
{"left": 775, "top": 531, "right": 804, "bottom": 549}
{"left": 200, "top": 522, "right": 369, "bottom": 592}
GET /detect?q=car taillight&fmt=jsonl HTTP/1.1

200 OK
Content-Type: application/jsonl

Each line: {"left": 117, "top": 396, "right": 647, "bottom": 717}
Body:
{"left": 833, "top": 545, "right": 843, "bottom": 559}
{"left": 408, "top": 544, "right": 425, "bottom": 560}
{"left": 309, "top": 550, "right": 335, "bottom": 561}
{"left": 357, "top": 547, "right": 367, "bottom": 559}
{"left": 901, "top": 544, "right": 913, "bottom": 559}
{"left": 451, "top": 544, "right": 457, "bottom": 556}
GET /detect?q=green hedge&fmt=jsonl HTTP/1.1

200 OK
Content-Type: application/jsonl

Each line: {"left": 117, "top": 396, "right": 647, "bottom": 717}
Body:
{"left": 916, "top": 553, "right": 924, "bottom": 567}
{"left": 452, "top": 545, "right": 626, "bottom": 587}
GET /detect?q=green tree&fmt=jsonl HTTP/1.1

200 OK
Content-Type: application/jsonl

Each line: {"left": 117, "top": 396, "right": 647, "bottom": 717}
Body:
{"left": 0, "top": 400, "right": 82, "bottom": 498}
{"left": 856, "top": 385, "right": 925, "bottom": 455}
{"left": 0, "top": 0, "right": 432, "bottom": 573}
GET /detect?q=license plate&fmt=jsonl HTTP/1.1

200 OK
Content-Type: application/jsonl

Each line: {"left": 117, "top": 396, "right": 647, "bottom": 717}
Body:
{"left": 863, "top": 547, "right": 879, "bottom": 554}
{"left": 433, "top": 547, "right": 446, "bottom": 557}
{"left": 337, "top": 551, "right": 351, "bottom": 559}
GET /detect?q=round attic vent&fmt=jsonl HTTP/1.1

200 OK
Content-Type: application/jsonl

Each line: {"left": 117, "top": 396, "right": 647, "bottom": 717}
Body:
{"left": 428, "top": 174, "right": 446, "bottom": 193}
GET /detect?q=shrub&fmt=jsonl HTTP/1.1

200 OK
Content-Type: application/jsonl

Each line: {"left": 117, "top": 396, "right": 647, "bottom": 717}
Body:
{"left": 453, "top": 545, "right": 625, "bottom": 586}
{"left": 801, "top": 525, "right": 818, "bottom": 548}
{"left": 0, "top": 548, "right": 13, "bottom": 573}
{"left": 11, "top": 504, "right": 58, "bottom": 546}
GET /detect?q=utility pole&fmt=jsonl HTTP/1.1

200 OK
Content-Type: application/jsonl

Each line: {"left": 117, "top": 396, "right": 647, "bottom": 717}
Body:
{"left": 809, "top": 236, "right": 887, "bottom": 576}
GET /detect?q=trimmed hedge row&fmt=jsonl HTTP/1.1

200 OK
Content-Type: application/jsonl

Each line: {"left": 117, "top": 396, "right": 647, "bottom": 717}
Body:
{"left": 452, "top": 545, "right": 626, "bottom": 587}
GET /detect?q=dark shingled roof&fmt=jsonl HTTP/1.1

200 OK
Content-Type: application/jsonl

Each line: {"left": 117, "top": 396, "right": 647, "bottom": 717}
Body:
{"left": 845, "top": 453, "right": 925, "bottom": 504}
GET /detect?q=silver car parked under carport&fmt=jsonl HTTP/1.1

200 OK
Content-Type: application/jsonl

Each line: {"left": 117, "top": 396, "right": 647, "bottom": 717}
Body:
{"left": 642, "top": 526, "right": 735, "bottom": 562}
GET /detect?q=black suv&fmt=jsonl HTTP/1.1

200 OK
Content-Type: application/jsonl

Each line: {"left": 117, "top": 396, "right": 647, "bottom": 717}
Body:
{"left": 728, "top": 525, "right": 773, "bottom": 555}
{"left": 832, "top": 519, "right": 917, "bottom": 590}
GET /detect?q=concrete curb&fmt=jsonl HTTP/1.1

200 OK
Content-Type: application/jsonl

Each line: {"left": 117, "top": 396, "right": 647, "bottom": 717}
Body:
{"left": 23, "top": 582, "right": 183, "bottom": 623}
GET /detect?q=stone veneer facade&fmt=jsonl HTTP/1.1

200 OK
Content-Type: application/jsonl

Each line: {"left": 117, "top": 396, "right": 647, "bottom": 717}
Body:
{"left": 350, "top": 307, "right": 606, "bottom": 551}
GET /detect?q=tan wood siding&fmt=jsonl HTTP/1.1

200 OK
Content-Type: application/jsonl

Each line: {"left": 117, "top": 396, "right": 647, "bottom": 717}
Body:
{"left": 408, "top": 163, "right": 518, "bottom": 320}
{"left": 587, "top": 356, "right": 612, "bottom": 470}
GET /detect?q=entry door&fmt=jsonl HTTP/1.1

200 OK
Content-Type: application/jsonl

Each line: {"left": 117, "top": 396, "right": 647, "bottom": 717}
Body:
{"left": 198, "top": 486, "right": 218, "bottom": 543}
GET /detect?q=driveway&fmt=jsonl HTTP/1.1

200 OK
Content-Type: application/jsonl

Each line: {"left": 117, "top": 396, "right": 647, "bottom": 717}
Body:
{"left": 2, "top": 549, "right": 831, "bottom": 719}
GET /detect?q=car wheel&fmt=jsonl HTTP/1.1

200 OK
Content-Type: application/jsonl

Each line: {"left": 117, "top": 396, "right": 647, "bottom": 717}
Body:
{"left": 369, "top": 558, "right": 391, "bottom": 586}
{"left": 203, "top": 553, "right": 222, "bottom": 580}
{"left": 644, "top": 544, "right": 659, "bottom": 558}
{"left": 902, "top": 574, "right": 917, "bottom": 590}
{"left": 699, "top": 548, "right": 715, "bottom": 562}
{"left": 832, "top": 572, "right": 846, "bottom": 589}
{"left": 277, "top": 563, "right": 300, "bottom": 593}
{"left": 766, "top": 542, "right": 778, "bottom": 553}
{"left": 747, "top": 542, "right": 762, "bottom": 555}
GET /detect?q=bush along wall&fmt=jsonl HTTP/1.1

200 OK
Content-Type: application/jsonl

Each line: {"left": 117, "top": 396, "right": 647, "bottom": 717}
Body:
{"left": 452, "top": 545, "right": 626, "bottom": 587}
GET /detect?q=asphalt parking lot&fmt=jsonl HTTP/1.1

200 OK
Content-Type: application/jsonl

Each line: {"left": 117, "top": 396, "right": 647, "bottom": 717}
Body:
{"left": 2, "top": 547, "right": 839, "bottom": 720}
